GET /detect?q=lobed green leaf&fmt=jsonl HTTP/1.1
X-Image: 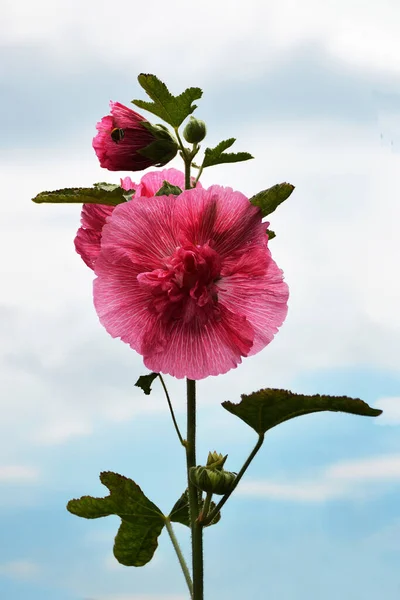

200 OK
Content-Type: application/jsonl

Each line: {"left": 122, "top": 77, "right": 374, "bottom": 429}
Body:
{"left": 222, "top": 388, "right": 382, "bottom": 435}
{"left": 132, "top": 74, "right": 202, "bottom": 128}
{"left": 202, "top": 138, "right": 253, "bottom": 168}
{"left": 67, "top": 472, "right": 165, "bottom": 566}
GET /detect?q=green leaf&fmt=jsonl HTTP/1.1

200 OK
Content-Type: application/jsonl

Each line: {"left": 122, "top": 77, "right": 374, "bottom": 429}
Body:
{"left": 222, "top": 388, "right": 382, "bottom": 435}
{"left": 93, "top": 182, "right": 120, "bottom": 192}
{"left": 266, "top": 229, "right": 276, "bottom": 240}
{"left": 155, "top": 181, "right": 183, "bottom": 197}
{"left": 249, "top": 183, "right": 295, "bottom": 217}
{"left": 169, "top": 490, "right": 221, "bottom": 527}
{"left": 32, "top": 185, "right": 127, "bottom": 206}
{"left": 169, "top": 490, "right": 189, "bottom": 526}
{"left": 67, "top": 472, "right": 165, "bottom": 566}
{"left": 135, "top": 372, "right": 159, "bottom": 395}
{"left": 202, "top": 138, "right": 253, "bottom": 168}
{"left": 94, "top": 182, "right": 135, "bottom": 203}
{"left": 132, "top": 74, "right": 202, "bottom": 128}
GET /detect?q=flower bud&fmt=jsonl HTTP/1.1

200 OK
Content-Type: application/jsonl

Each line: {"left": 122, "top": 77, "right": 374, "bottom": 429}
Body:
{"left": 206, "top": 451, "right": 228, "bottom": 471}
{"left": 183, "top": 117, "right": 207, "bottom": 144}
{"left": 93, "top": 102, "right": 178, "bottom": 172}
{"left": 189, "top": 465, "right": 237, "bottom": 496}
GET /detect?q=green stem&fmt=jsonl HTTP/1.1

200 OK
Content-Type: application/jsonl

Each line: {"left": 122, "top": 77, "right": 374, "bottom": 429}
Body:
{"left": 198, "top": 491, "right": 213, "bottom": 524}
{"left": 184, "top": 157, "right": 192, "bottom": 190}
{"left": 158, "top": 374, "right": 185, "bottom": 447}
{"left": 194, "top": 162, "right": 204, "bottom": 185}
{"left": 174, "top": 126, "right": 192, "bottom": 190}
{"left": 174, "top": 127, "right": 187, "bottom": 156}
{"left": 165, "top": 517, "right": 193, "bottom": 599}
{"left": 203, "top": 433, "right": 265, "bottom": 526}
{"left": 186, "top": 378, "right": 204, "bottom": 600}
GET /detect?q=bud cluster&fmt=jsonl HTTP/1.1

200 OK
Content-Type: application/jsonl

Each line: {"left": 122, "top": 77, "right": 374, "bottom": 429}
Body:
{"left": 189, "top": 451, "right": 237, "bottom": 496}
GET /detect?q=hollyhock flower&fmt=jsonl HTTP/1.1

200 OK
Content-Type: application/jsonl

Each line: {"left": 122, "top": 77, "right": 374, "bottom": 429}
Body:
{"left": 93, "top": 102, "right": 178, "bottom": 172}
{"left": 74, "top": 169, "right": 201, "bottom": 270}
{"left": 93, "top": 185, "right": 289, "bottom": 380}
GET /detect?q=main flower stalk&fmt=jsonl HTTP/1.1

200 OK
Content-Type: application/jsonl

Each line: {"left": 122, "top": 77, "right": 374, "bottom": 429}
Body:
{"left": 183, "top": 151, "right": 204, "bottom": 599}
{"left": 186, "top": 378, "right": 204, "bottom": 600}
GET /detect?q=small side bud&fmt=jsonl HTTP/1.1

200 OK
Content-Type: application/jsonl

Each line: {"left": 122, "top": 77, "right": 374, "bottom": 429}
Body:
{"left": 183, "top": 117, "right": 207, "bottom": 144}
{"left": 189, "top": 465, "right": 237, "bottom": 496}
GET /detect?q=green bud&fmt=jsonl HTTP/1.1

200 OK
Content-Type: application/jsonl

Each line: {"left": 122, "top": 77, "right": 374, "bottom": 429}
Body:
{"left": 206, "top": 451, "right": 228, "bottom": 471}
{"left": 189, "top": 465, "right": 237, "bottom": 496}
{"left": 183, "top": 117, "right": 207, "bottom": 144}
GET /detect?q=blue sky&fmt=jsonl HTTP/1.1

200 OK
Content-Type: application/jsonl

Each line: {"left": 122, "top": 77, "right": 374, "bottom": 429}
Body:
{"left": 1, "top": 0, "right": 400, "bottom": 599}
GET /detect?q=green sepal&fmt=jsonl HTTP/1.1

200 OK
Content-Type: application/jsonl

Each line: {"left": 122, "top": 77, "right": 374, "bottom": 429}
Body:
{"left": 266, "top": 229, "right": 276, "bottom": 240}
{"left": 206, "top": 451, "right": 228, "bottom": 470}
{"left": 169, "top": 490, "right": 221, "bottom": 527}
{"left": 135, "top": 372, "right": 159, "bottom": 395}
{"left": 249, "top": 183, "right": 295, "bottom": 217}
{"left": 132, "top": 74, "right": 202, "bottom": 128}
{"left": 67, "top": 472, "right": 165, "bottom": 567}
{"left": 222, "top": 389, "right": 383, "bottom": 435}
{"left": 189, "top": 466, "right": 237, "bottom": 496}
{"left": 32, "top": 185, "right": 127, "bottom": 206}
{"left": 155, "top": 181, "right": 183, "bottom": 197}
{"left": 138, "top": 139, "right": 178, "bottom": 166}
{"left": 202, "top": 138, "right": 253, "bottom": 169}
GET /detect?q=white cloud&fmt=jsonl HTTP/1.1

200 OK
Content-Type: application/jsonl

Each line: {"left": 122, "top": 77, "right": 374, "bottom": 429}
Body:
{"left": 0, "top": 559, "right": 41, "bottom": 579}
{"left": 2, "top": 0, "right": 400, "bottom": 82}
{"left": 374, "top": 397, "right": 400, "bottom": 424}
{"left": 33, "top": 419, "right": 93, "bottom": 445}
{"left": 237, "top": 454, "right": 400, "bottom": 502}
{"left": 0, "top": 465, "right": 39, "bottom": 482}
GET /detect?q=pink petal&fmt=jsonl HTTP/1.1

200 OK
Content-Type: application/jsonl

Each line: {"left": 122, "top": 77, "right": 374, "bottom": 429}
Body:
{"left": 174, "top": 185, "right": 264, "bottom": 256}
{"left": 99, "top": 196, "right": 179, "bottom": 270}
{"left": 136, "top": 168, "right": 201, "bottom": 196}
{"left": 74, "top": 204, "right": 115, "bottom": 269}
{"left": 217, "top": 251, "right": 289, "bottom": 355}
{"left": 142, "top": 305, "right": 254, "bottom": 379}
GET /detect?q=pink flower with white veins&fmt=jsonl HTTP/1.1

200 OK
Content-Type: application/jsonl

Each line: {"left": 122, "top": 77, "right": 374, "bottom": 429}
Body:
{"left": 93, "top": 185, "right": 289, "bottom": 380}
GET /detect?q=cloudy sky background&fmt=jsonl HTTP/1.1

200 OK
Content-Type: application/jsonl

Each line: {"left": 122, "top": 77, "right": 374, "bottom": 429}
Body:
{"left": 1, "top": 0, "right": 400, "bottom": 598}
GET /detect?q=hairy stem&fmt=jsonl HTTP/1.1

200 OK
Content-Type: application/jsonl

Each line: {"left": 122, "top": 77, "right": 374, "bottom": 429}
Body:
{"left": 165, "top": 517, "right": 193, "bottom": 598}
{"left": 186, "top": 378, "right": 204, "bottom": 600}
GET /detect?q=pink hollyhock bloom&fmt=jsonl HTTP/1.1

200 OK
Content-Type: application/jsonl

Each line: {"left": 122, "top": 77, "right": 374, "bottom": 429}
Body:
{"left": 93, "top": 102, "right": 177, "bottom": 172}
{"left": 93, "top": 185, "right": 289, "bottom": 380}
{"left": 74, "top": 169, "right": 200, "bottom": 270}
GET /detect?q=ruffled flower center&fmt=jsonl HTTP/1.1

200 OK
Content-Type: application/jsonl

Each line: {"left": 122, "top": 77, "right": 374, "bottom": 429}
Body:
{"left": 137, "top": 242, "right": 221, "bottom": 324}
